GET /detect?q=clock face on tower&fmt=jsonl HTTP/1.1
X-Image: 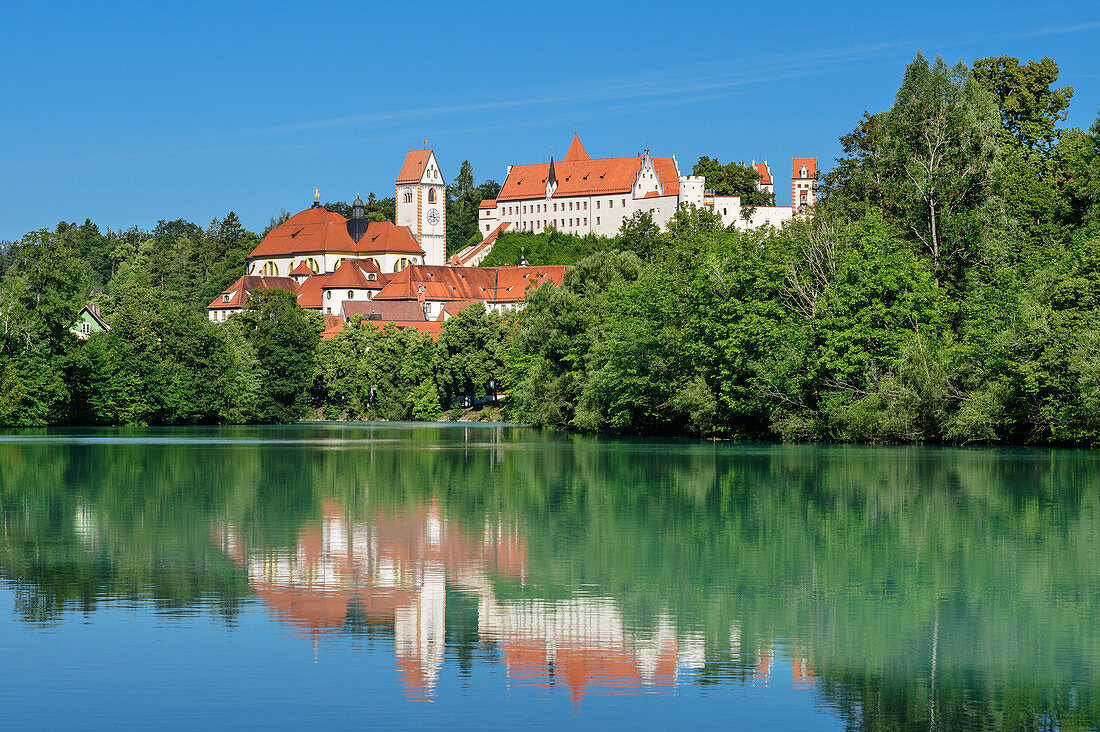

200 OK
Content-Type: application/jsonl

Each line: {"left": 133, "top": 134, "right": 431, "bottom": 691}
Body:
{"left": 427, "top": 208, "right": 440, "bottom": 226}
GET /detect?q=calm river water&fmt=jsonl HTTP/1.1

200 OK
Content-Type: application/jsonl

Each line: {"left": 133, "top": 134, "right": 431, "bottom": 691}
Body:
{"left": 1, "top": 423, "right": 1098, "bottom": 729}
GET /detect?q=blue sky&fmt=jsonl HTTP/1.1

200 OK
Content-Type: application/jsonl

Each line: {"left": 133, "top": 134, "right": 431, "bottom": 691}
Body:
{"left": 2, "top": 0, "right": 1098, "bottom": 241}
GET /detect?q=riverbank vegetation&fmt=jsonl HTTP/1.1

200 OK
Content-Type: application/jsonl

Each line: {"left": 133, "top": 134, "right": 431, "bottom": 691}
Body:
{"left": 3, "top": 53, "right": 1100, "bottom": 443}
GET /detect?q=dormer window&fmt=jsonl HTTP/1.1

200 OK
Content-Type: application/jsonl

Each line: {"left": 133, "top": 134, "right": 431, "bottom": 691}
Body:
{"left": 367, "top": 272, "right": 377, "bottom": 281}
{"left": 222, "top": 294, "right": 231, "bottom": 303}
{"left": 800, "top": 165, "right": 808, "bottom": 178}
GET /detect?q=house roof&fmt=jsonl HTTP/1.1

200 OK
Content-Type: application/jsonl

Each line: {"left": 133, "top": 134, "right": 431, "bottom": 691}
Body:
{"left": 562, "top": 133, "right": 591, "bottom": 162}
{"left": 248, "top": 206, "right": 423, "bottom": 259}
{"left": 496, "top": 143, "right": 680, "bottom": 201}
{"left": 75, "top": 304, "right": 110, "bottom": 330}
{"left": 343, "top": 299, "right": 426, "bottom": 322}
{"left": 289, "top": 261, "right": 315, "bottom": 276}
{"left": 295, "top": 273, "right": 331, "bottom": 309}
{"left": 373, "top": 264, "right": 566, "bottom": 303}
{"left": 478, "top": 198, "right": 497, "bottom": 209}
{"left": 452, "top": 222, "right": 510, "bottom": 267}
{"left": 792, "top": 157, "right": 817, "bottom": 179}
{"left": 396, "top": 149, "right": 433, "bottom": 184}
{"left": 436, "top": 300, "right": 482, "bottom": 321}
{"left": 325, "top": 258, "right": 383, "bottom": 289}
{"left": 207, "top": 275, "right": 298, "bottom": 310}
{"left": 754, "top": 162, "right": 773, "bottom": 185}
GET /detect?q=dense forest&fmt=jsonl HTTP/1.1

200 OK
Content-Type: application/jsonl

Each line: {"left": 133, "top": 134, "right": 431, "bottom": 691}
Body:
{"left": 3, "top": 52, "right": 1100, "bottom": 444}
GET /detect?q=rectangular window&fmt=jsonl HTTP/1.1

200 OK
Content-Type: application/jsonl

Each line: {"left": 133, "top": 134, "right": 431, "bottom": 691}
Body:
{"left": 569, "top": 218, "right": 573, "bottom": 226}
{"left": 553, "top": 203, "right": 557, "bottom": 212}
{"left": 622, "top": 199, "right": 626, "bottom": 207}
{"left": 523, "top": 205, "right": 526, "bottom": 213}
{"left": 584, "top": 202, "right": 587, "bottom": 210}
{"left": 583, "top": 218, "right": 587, "bottom": 226}
{"left": 568, "top": 202, "right": 573, "bottom": 210}
{"left": 596, "top": 200, "right": 600, "bottom": 209}
{"left": 609, "top": 200, "right": 613, "bottom": 208}
{"left": 596, "top": 216, "right": 601, "bottom": 225}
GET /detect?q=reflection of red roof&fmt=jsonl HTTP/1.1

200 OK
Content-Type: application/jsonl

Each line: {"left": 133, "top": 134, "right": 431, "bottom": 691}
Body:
{"left": 207, "top": 275, "right": 297, "bottom": 309}
{"left": 792, "top": 157, "right": 817, "bottom": 179}
{"left": 374, "top": 264, "right": 565, "bottom": 303}
{"left": 397, "top": 149, "right": 433, "bottom": 184}
{"left": 248, "top": 207, "right": 424, "bottom": 258}
{"left": 497, "top": 143, "right": 679, "bottom": 201}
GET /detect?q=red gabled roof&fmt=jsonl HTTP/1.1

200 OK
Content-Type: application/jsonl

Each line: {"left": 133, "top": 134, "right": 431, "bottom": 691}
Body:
{"left": 325, "top": 258, "right": 383, "bottom": 289}
{"left": 792, "top": 157, "right": 817, "bottom": 179}
{"left": 754, "top": 162, "right": 772, "bottom": 185}
{"left": 396, "top": 149, "right": 433, "bottom": 184}
{"left": 562, "top": 133, "right": 591, "bottom": 162}
{"left": 248, "top": 207, "right": 423, "bottom": 259}
{"left": 295, "top": 273, "right": 331, "bottom": 309}
{"left": 373, "top": 264, "right": 566, "bottom": 303}
{"left": 496, "top": 147, "right": 679, "bottom": 202}
{"left": 478, "top": 198, "right": 497, "bottom": 209}
{"left": 289, "top": 261, "right": 315, "bottom": 276}
{"left": 643, "top": 190, "right": 660, "bottom": 199}
{"left": 207, "top": 275, "right": 298, "bottom": 310}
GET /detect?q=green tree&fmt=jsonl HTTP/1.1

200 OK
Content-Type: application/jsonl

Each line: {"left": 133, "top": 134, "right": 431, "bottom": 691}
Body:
{"left": 235, "top": 288, "right": 323, "bottom": 423}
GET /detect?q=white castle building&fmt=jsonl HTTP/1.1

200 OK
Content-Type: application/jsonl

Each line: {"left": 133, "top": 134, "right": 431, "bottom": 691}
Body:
{"left": 464, "top": 134, "right": 817, "bottom": 265}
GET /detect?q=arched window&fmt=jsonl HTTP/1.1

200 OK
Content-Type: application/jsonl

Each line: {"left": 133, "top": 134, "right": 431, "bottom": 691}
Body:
{"left": 333, "top": 257, "right": 346, "bottom": 271}
{"left": 304, "top": 257, "right": 319, "bottom": 272}
{"left": 366, "top": 257, "right": 380, "bottom": 269}
{"left": 261, "top": 261, "right": 279, "bottom": 276}
{"left": 800, "top": 165, "right": 808, "bottom": 179}
{"left": 427, "top": 188, "right": 436, "bottom": 204}
{"left": 347, "top": 290, "right": 354, "bottom": 300}
{"left": 403, "top": 188, "right": 413, "bottom": 203}
{"left": 394, "top": 257, "right": 411, "bottom": 272}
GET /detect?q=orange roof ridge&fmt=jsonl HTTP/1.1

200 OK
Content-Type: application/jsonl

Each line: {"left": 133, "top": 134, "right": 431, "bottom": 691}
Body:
{"left": 562, "top": 133, "right": 590, "bottom": 162}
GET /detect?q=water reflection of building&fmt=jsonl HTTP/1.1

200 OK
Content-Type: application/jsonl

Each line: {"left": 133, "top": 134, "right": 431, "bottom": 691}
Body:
{"left": 214, "top": 502, "right": 816, "bottom": 702}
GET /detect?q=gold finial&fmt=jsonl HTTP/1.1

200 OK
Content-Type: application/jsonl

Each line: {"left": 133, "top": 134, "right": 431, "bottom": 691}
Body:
{"left": 424, "top": 138, "right": 428, "bottom": 149}
{"left": 314, "top": 188, "right": 320, "bottom": 201}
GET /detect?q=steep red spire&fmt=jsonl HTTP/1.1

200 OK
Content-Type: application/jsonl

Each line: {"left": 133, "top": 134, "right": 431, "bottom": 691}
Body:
{"left": 562, "top": 133, "right": 590, "bottom": 162}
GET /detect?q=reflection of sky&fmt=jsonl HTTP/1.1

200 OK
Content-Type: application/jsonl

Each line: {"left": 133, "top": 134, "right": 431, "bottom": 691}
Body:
{"left": 0, "top": 584, "right": 842, "bottom": 729}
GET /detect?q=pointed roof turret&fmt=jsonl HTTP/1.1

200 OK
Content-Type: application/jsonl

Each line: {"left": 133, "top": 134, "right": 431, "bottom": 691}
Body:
{"left": 547, "top": 156, "right": 557, "bottom": 188}
{"left": 562, "top": 133, "right": 590, "bottom": 162}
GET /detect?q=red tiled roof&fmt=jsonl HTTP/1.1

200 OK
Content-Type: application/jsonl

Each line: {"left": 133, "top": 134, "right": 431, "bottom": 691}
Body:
{"left": 453, "top": 222, "right": 510, "bottom": 266}
{"left": 248, "top": 206, "right": 424, "bottom": 258}
{"left": 437, "top": 300, "right": 482, "bottom": 321}
{"left": 396, "top": 149, "right": 433, "bottom": 184}
{"left": 643, "top": 190, "right": 660, "bottom": 199}
{"left": 325, "top": 258, "right": 383, "bottom": 289}
{"left": 207, "top": 275, "right": 298, "bottom": 310}
{"left": 289, "top": 261, "right": 315, "bottom": 276}
{"left": 295, "top": 273, "right": 331, "bottom": 309}
{"left": 342, "top": 300, "right": 426, "bottom": 321}
{"left": 754, "top": 162, "right": 772, "bottom": 185}
{"left": 478, "top": 198, "right": 497, "bottom": 209}
{"left": 792, "top": 157, "right": 817, "bottom": 179}
{"left": 496, "top": 152, "right": 679, "bottom": 201}
{"left": 374, "top": 264, "right": 566, "bottom": 303}
{"left": 562, "top": 133, "right": 591, "bottom": 162}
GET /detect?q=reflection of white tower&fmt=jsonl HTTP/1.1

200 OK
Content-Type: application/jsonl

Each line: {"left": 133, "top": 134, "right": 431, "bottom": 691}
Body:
{"left": 395, "top": 563, "right": 447, "bottom": 698}
{"left": 396, "top": 148, "right": 447, "bottom": 266}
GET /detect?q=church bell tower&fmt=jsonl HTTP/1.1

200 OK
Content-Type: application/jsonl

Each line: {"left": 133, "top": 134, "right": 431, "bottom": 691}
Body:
{"left": 396, "top": 148, "right": 447, "bottom": 266}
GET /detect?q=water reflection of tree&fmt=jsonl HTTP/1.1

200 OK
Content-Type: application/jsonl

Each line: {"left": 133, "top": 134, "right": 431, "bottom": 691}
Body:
{"left": 1, "top": 428, "right": 1099, "bottom": 726}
